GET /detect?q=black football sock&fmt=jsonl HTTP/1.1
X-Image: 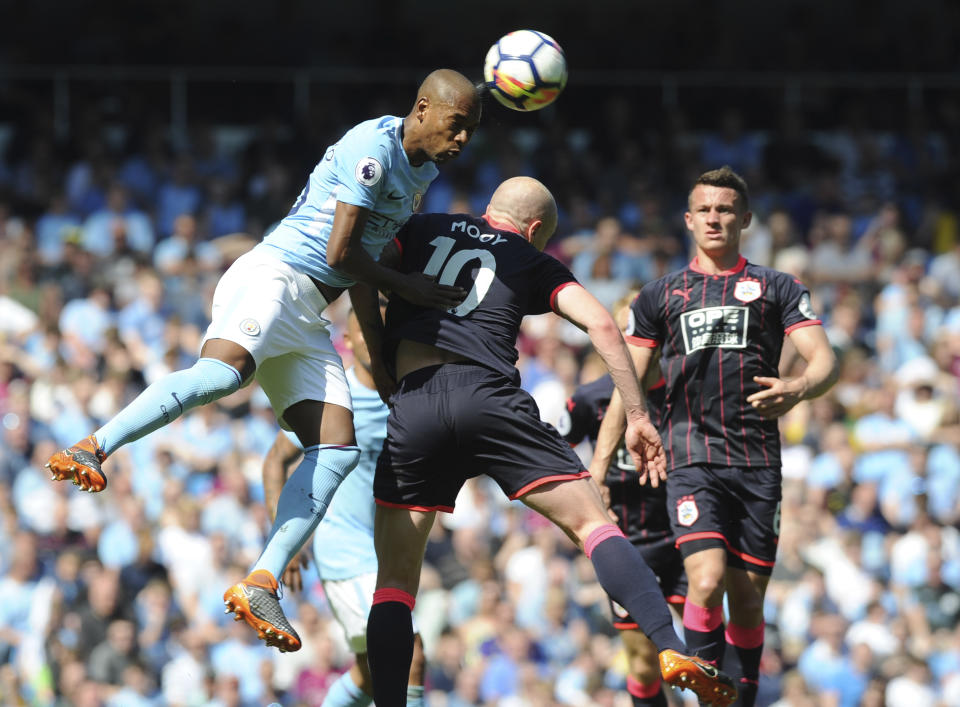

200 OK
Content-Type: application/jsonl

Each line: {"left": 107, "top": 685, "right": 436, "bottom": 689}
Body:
{"left": 366, "top": 589, "right": 415, "bottom": 707}
{"left": 682, "top": 600, "right": 726, "bottom": 666}
{"left": 724, "top": 622, "right": 764, "bottom": 707}
{"left": 585, "top": 525, "right": 685, "bottom": 654}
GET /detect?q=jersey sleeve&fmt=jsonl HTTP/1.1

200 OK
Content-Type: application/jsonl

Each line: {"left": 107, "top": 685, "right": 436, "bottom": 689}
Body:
{"left": 625, "top": 284, "right": 663, "bottom": 347}
{"left": 776, "top": 273, "right": 822, "bottom": 334}
{"left": 530, "top": 254, "right": 578, "bottom": 315}
{"left": 333, "top": 125, "right": 391, "bottom": 210}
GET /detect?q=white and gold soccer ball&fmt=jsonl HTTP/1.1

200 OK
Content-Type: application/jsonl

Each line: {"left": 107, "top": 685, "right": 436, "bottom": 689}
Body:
{"left": 483, "top": 30, "right": 567, "bottom": 112}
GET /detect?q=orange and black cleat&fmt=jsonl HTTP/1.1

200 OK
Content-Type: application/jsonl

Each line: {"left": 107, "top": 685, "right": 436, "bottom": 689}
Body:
{"left": 223, "top": 570, "right": 301, "bottom": 653}
{"left": 46, "top": 435, "right": 108, "bottom": 493}
{"left": 659, "top": 649, "right": 737, "bottom": 706}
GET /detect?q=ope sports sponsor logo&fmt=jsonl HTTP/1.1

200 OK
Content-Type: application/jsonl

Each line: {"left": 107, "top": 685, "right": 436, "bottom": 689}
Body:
{"left": 680, "top": 306, "right": 749, "bottom": 354}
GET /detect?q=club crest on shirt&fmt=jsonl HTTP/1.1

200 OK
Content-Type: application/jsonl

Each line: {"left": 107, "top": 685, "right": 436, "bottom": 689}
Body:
{"left": 734, "top": 278, "right": 762, "bottom": 303}
{"left": 413, "top": 192, "right": 423, "bottom": 212}
{"left": 677, "top": 495, "right": 699, "bottom": 527}
{"left": 355, "top": 157, "right": 383, "bottom": 187}
{"left": 239, "top": 318, "right": 261, "bottom": 336}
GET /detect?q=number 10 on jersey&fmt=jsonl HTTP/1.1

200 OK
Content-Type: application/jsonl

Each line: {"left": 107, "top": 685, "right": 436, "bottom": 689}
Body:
{"left": 424, "top": 236, "right": 496, "bottom": 316}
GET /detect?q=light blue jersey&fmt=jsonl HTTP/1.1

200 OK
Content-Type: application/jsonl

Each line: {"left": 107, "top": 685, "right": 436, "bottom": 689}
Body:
{"left": 256, "top": 116, "right": 438, "bottom": 288}
{"left": 284, "top": 368, "right": 387, "bottom": 580}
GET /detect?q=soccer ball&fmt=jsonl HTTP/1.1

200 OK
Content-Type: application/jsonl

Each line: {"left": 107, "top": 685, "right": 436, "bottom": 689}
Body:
{"left": 483, "top": 30, "right": 567, "bottom": 112}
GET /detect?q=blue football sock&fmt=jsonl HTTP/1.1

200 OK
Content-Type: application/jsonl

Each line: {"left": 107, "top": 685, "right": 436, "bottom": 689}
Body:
{"left": 406, "top": 684, "right": 425, "bottom": 707}
{"left": 322, "top": 671, "right": 372, "bottom": 707}
{"left": 93, "top": 357, "right": 242, "bottom": 457}
{"left": 253, "top": 444, "right": 360, "bottom": 579}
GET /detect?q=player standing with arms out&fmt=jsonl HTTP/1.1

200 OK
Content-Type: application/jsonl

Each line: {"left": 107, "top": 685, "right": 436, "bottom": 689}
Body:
{"left": 263, "top": 306, "right": 427, "bottom": 707}
{"left": 592, "top": 167, "right": 838, "bottom": 706}
{"left": 559, "top": 293, "right": 686, "bottom": 707}
{"left": 365, "top": 177, "right": 737, "bottom": 707}
{"left": 46, "top": 70, "right": 481, "bottom": 652}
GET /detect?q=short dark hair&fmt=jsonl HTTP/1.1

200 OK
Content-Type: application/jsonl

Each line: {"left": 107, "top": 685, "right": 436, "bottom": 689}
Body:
{"left": 692, "top": 166, "right": 749, "bottom": 212}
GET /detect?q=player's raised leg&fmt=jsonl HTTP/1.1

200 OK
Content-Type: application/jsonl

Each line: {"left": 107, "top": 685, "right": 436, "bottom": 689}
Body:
{"left": 366, "top": 506, "right": 436, "bottom": 707}
{"left": 519, "top": 478, "right": 736, "bottom": 707}
{"left": 47, "top": 337, "right": 252, "bottom": 492}
{"left": 225, "top": 398, "right": 360, "bottom": 652}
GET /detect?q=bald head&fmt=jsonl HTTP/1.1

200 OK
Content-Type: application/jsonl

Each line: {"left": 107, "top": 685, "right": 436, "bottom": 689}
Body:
{"left": 416, "top": 69, "right": 481, "bottom": 110}
{"left": 486, "top": 177, "right": 558, "bottom": 248}
{"left": 404, "top": 69, "right": 481, "bottom": 166}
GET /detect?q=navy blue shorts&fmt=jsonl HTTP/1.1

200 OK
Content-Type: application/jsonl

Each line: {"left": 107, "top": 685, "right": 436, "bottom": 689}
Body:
{"left": 374, "top": 362, "right": 589, "bottom": 512}
{"left": 666, "top": 465, "right": 782, "bottom": 575}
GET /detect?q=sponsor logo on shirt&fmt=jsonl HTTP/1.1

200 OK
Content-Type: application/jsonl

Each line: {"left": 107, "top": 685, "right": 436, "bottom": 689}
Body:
{"left": 355, "top": 157, "right": 383, "bottom": 187}
{"left": 679, "top": 306, "right": 749, "bottom": 354}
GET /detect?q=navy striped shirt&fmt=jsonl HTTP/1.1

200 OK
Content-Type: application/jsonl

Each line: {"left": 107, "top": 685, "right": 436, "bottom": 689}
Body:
{"left": 626, "top": 256, "right": 821, "bottom": 471}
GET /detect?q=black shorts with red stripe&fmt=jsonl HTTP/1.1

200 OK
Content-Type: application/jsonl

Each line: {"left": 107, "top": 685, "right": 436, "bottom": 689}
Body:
{"left": 666, "top": 465, "right": 782, "bottom": 576}
{"left": 608, "top": 534, "right": 687, "bottom": 630}
{"left": 374, "top": 361, "right": 589, "bottom": 512}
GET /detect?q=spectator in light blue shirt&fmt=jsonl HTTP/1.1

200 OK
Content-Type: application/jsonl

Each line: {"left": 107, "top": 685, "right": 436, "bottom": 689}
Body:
{"left": 83, "top": 183, "right": 155, "bottom": 256}
{"left": 35, "top": 191, "right": 81, "bottom": 264}
{"left": 156, "top": 156, "right": 203, "bottom": 236}
{"left": 852, "top": 386, "right": 915, "bottom": 484}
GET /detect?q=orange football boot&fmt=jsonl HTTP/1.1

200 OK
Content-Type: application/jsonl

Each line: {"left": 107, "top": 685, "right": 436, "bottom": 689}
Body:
{"left": 659, "top": 649, "right": 737, "bottom": 706}
{"left": 46, "top": 435, "right": 108, "bottom": 492}
{"left": 223, "top": 570, "right": 301, "bottom": 653}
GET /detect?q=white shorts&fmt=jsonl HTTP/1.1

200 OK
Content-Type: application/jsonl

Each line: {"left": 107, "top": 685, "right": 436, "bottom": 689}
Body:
{"left": 323, "top": 572, "right": 378, "bottom": 653}
{"left": 322, "top": 572, "right": 419, "bottom": 654}
{"left": 202, "top": 249, "right": 351, "bottom": 425}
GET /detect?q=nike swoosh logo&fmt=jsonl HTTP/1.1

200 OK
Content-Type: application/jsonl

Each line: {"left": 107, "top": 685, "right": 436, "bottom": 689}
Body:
{"left": 387, "top": 192, "right": 404, "bottom": 200}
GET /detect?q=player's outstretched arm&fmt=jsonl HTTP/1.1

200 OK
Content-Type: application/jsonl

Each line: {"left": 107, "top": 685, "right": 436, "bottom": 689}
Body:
{"left": 747, "top": 324, "right": 839, "bottom": 419}
{"left": 554, "top": 284, "right": 666, "bottom": 482}
{"left": 326, "top": 202, "right": 466, "bottom": 310}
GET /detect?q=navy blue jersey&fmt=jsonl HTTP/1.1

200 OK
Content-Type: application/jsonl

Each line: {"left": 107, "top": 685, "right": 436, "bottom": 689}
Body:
{"left": 626, "top": 256, "right": 821, "bottom": 471}
{"left": 559, "top": 373, "right": 670, "bottom": 544}
{"left": 385, "top": 213, "right": 577, "bottom": 380}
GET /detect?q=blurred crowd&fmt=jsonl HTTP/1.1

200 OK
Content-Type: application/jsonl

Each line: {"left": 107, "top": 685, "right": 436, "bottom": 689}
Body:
{"left": 2, "top": 87, "right": 960, "bottom": 707}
